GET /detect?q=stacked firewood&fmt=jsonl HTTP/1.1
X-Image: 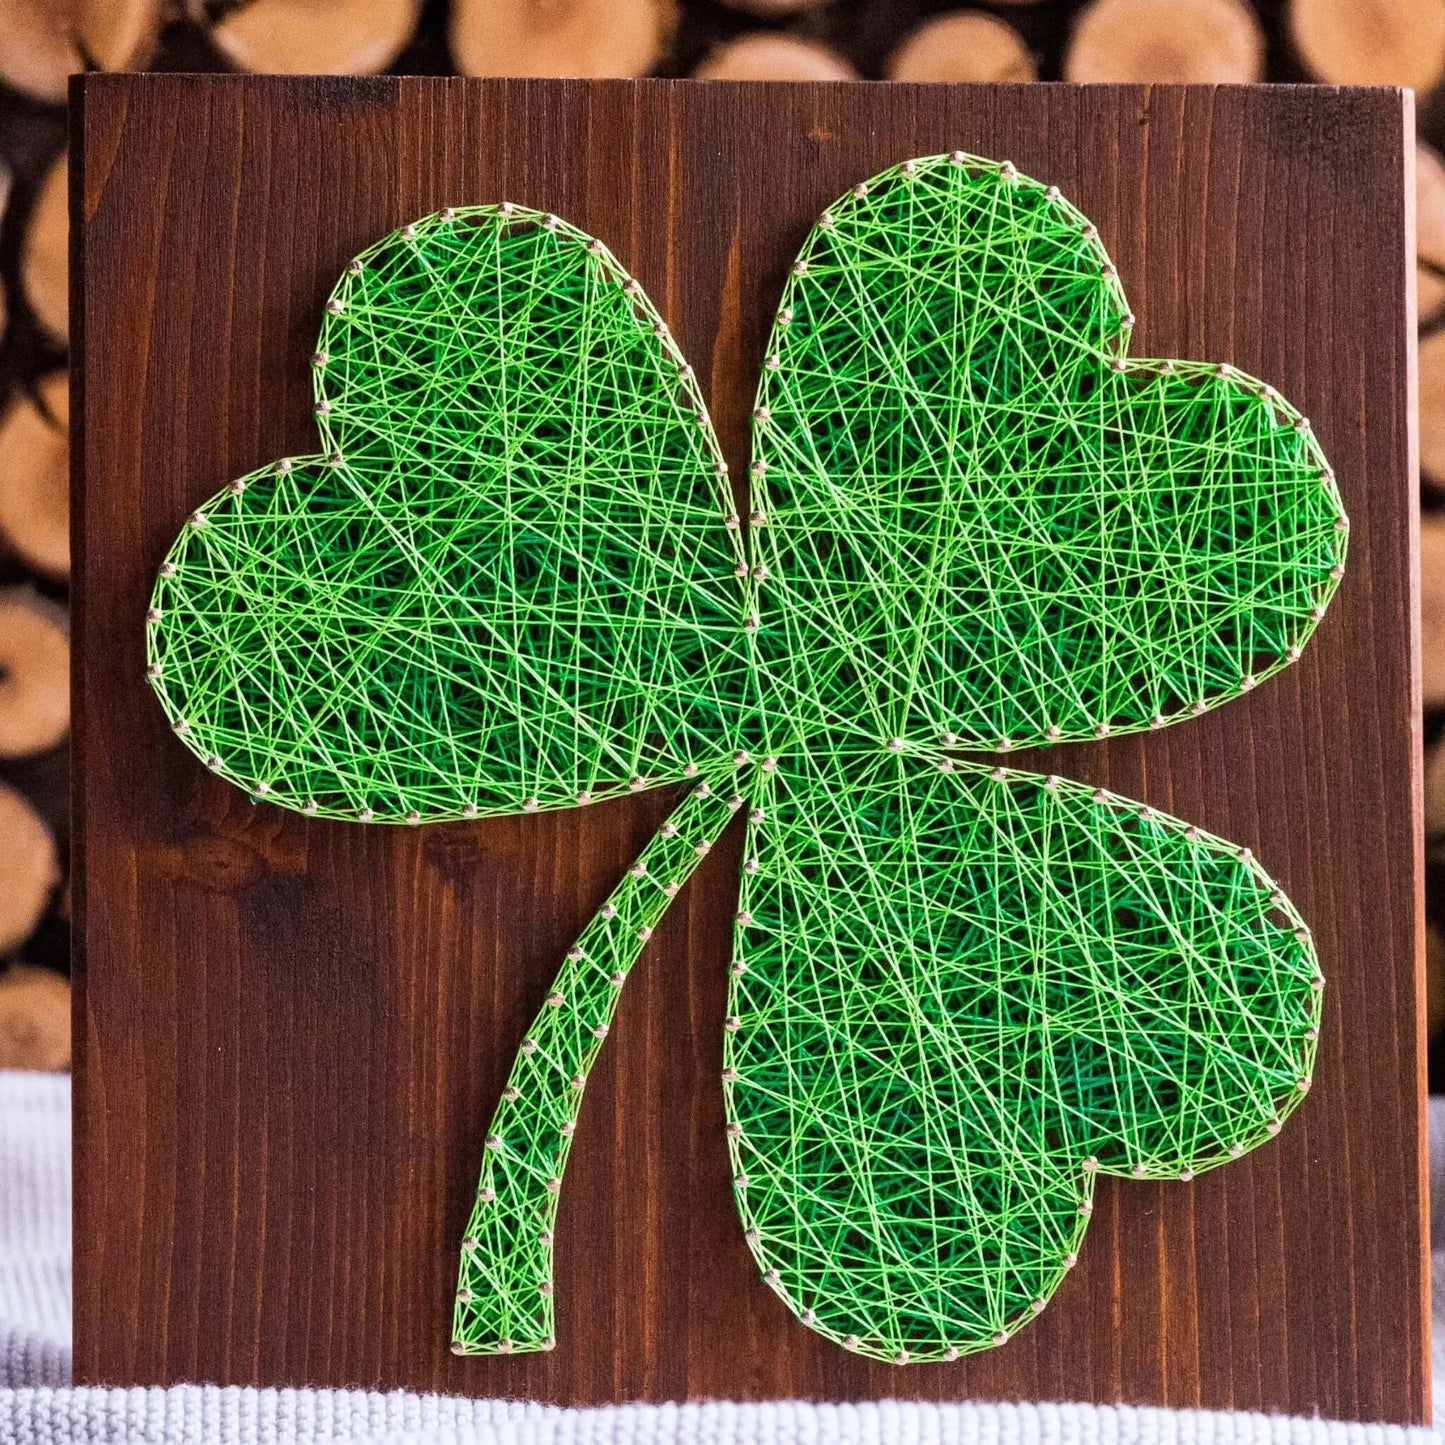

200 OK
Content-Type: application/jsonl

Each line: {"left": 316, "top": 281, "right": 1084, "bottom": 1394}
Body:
{"left": 1, "top": 0, "right": 1442, "bottom": 1070}
{"left": 0, "top": 79, "right": 69, "bottom": 1066}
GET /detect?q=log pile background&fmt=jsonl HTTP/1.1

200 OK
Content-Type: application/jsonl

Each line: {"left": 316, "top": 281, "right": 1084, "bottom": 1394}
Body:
{"left": 0, "top": 0, "right": 1440, "bottom": 1073}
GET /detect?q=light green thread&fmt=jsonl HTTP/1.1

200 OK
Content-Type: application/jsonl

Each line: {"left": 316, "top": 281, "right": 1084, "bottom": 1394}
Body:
{"left": 145, "top": 154, "right": 1344, "bottom": 1364}
{"left": 453, "top": 763, "right": 742, "bottom": 1352}
{"left": 752, "top": 154, "right": 1345, "bottom": 752}
{"left": 729, "top": 744, "right": 1319, "bottom": 1362}
{"left": 146, "top": 205, "right": 752, "bottom": 821}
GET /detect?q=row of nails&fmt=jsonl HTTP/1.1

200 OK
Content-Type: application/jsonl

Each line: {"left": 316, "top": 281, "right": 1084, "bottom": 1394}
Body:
{"left": 469, "top": 779, "right": 744, "bottom": 1208}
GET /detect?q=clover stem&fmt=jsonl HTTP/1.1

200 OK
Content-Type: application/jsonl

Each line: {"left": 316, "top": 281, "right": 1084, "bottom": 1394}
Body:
{"left": 452, "top": 766, "right": 744, "bottom": 1354}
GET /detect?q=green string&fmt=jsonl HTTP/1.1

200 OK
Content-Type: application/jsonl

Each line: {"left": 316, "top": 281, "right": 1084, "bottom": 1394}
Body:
{"left": 455, "top": 762, "right": 741, "bottom": 1352}
{"left": 752, "top": 154, "right": 1345, "bottom": 753}
{"left": 145, "top": 155, "right": 1343, "bottom": 1363}
{"left": 146, "top": 205, "right": 752, "bottom": 821}
{"left": 730, "top": 742, "right": 1318, "bottom": 1361}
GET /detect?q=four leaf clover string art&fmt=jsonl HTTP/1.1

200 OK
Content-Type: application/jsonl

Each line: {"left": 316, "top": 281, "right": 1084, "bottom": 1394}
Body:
{"left": 144, "top": 153, "right": 1346, "bottom": 1365}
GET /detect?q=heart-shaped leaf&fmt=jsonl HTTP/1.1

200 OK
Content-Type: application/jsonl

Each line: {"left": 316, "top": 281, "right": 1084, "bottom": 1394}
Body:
{"left": 147, "top": 207, "right": 750, "bottom": 821}
{"left": 751, "top": 154, "right": 1346, "bottom": 752}
{"left": 728, "top": 744, "right": 1318, "bottom": 1360}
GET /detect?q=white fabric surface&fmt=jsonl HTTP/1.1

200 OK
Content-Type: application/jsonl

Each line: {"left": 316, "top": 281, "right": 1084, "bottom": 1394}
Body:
{"left": 0, "top": 1395, "right": 1437, "bottom": 1445}
{"left": 0, "top": 1072, "right": 1437, "bottom": 1445}
{"left": 0, "top": 1073, "right": 68, "bottom": 1392}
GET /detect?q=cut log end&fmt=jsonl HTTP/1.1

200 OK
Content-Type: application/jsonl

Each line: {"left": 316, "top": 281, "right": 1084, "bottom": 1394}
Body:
{"left": 1419, "top": 330, "right": 1445, "bottom": 489}
{"left": 0, "top": 785, "right": 59, "bottom": 957}
{"left": 211, "top": 0, "right": 421, "bottom": 75}
{"left": 22, "top": 156, "right": 67, "bottom": 343}
{"left": 0, "top": 0, "right": 160, "bottom": 104}
{"left": 1289, "top": 0, "right": 1445, "bottom": 91}
{"left": 0, "top": 371, "right": 69, "bottom": 581}
{"left": 1065, "top": 0, "right": 1264, "bottom": 83}
{"left": 84, "top": 0, "right": 163, "bottom": 70}
{"left": 1419, "top": 143, "right": 1445, "bottom": 326}
{"left": 1421, "top": 512, "right": 1445, "bottom": 708}
{"left": 887, "top": 11, "right": 1036, "bottom": 83}
{"left": 0, "top": 965, "right": 69, "bottom": 1073}
{"left": 450, "top": 0, "right": 672, "bottom": 78}
{"left": 0, "top": 589, "right": 69, "bottom": 760}
{"left": 695, "top": 32, "right": 856, "bottom": 81}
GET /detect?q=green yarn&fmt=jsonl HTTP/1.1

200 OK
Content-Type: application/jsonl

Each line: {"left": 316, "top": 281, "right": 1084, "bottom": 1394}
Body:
{"left": 457, "top": 762, "right": 744, "bottom": 1350}
{"left": 147, "top": 205, "right": 750, "bottom": 821}
{"left": 730, "top": 743, "right": 1319, "bottom": 1362}
{"left": 751, "top": 155, "right": 1344, "bottom": 752}
{"left": 145, "top": 154, "right": 1344, "bottom": 1364}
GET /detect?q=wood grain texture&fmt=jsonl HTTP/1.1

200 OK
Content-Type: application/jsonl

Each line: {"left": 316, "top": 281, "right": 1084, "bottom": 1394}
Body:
{"left": 72, "top": 75, "right": 1425, "bottom": 1420}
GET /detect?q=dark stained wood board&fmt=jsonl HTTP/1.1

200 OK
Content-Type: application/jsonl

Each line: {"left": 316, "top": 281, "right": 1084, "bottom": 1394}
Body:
{"left": 71, "top": 75, "right": 1424, "bottom": 1420}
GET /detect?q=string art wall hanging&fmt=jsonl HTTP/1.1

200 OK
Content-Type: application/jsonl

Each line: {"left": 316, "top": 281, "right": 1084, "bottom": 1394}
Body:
{"left": 145, "top": 153, "right": 1345, "bottom": 1365}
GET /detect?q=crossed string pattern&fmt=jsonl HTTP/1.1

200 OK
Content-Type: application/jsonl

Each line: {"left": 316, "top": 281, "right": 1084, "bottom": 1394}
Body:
{"left": 145, "top": 155, "right": 1343, "bottom": 1364}
{"left": 727, "top": 154, "right": 1340, "bottom": 1359}
{"left": 752, "top": 154, "right": 1346, "bottom": 752}
{"left": 728, "top": 742, "right": 1319, "bottom": 1361}
{"left": 147, "top": 207, "right": 751, "bottom": 821}
{"left": 455, "top": 764, "right": 743, "bottom": 1351}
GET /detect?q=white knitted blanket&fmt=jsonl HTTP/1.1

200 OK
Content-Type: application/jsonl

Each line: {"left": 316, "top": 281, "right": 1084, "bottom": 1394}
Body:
{"left": 0, "top": 1072, "right": 1437, "bottom": 1445}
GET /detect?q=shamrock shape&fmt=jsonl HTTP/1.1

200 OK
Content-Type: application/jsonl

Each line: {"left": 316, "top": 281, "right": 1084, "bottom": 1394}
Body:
{"left": 146, "top": 153, "right": 1344, "bottom": 1365}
